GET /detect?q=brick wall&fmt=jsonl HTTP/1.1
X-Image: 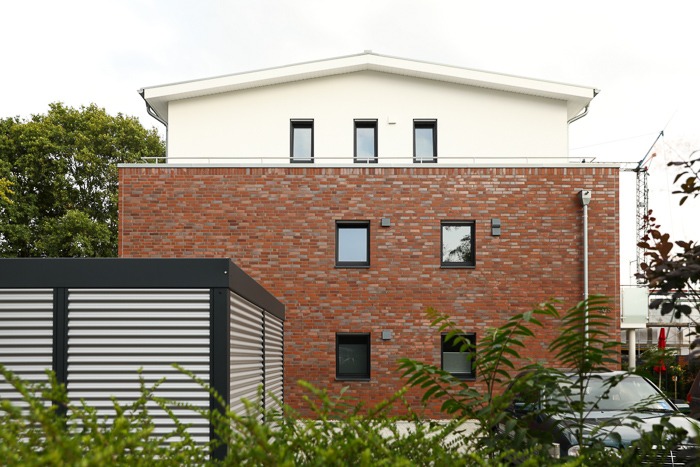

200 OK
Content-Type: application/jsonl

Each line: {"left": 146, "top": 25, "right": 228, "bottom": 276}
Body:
{"left": 119, "top": 166, "right": 620, "bottom": 416}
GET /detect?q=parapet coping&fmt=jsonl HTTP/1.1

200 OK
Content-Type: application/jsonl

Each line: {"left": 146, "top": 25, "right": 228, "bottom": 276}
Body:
{"left": 119, "top": 162, "right": 622, "bottom": 169}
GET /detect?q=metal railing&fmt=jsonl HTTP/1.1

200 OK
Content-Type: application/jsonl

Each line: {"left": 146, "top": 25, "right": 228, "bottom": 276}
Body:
{"left": 138, "top": 154, "right": 601, "bottom": 165}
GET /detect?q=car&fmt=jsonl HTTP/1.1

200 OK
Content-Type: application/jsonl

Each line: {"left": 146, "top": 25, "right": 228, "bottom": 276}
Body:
{"left": 501, "top": 370, "right": 700, "bottom": 462}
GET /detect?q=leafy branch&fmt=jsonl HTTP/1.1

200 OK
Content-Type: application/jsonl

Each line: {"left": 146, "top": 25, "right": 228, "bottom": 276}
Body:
{"left": 669, "top": 149, "right": 700, "bottom": 206}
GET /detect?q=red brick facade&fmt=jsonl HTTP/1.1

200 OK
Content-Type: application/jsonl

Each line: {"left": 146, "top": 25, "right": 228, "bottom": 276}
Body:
{"left": 119, "top": 166, "right": 619, "bottom": 416}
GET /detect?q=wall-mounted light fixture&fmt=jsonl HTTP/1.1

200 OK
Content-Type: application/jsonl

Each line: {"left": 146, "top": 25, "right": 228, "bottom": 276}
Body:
{"left": 491, "top": 218, "right": 501, "bottom": 236}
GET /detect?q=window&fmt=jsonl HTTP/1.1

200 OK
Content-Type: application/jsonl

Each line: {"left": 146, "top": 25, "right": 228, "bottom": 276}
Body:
{"left": 414, "top": 120, "right": 437, "bottom": 163}
{"left": 337, "top": 333, "right": 370, "bottom": 379}
{"left": 354, "top": 120, "right": 378, "bottom": 163}
{"left": 290, "top": 120, "right": 313, "bottom": 163}
{"left": 336, "top": 221, "right": 370, "bottom": 267}
{"left": 441, "top": 221, "right": 475, "bottom": 267}
{"left": 441, "top": 333, "right": 476, "bottom": 379}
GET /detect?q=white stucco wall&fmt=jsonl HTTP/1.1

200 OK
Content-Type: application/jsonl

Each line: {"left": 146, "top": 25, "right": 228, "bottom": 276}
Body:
{"left": 166, "top": 71, "right": 569, "bottom": 164}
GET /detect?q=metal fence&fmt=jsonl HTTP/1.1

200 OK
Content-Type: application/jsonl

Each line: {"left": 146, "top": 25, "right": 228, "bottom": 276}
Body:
{"left": 0, "top": 258, "right": 284, "bottom": 459}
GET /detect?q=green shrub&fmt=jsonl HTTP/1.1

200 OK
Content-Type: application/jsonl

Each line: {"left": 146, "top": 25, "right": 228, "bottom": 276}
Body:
{"left": 1, "top": 296, "right": 696, "bottom": 465}
{"left": 0, "top": 367, "right": 208, "bottom": 465}
{"left": 399, "top": 295, "right": 698, "bottom": 464}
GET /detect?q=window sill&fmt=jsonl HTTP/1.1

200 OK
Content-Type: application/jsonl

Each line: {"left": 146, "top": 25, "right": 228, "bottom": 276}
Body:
{"left": 354, "top": 157, "right": 378, "bottom": 162}
{"left": 450, "top": 375, "right": 476, "bottom": 381}
{"left": 335, "top": 265, "right": 370, "bottom": 269}
{"left": 335, "top": 377, "right": 371, "bottom": 382}
{"left": 440, "top": 264, "right": 476, "bottom": 269}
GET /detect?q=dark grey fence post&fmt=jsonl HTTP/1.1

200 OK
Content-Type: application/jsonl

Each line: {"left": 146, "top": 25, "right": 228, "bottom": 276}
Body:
{"left": 210, "top": 287, "right": 231, "bottom": 461}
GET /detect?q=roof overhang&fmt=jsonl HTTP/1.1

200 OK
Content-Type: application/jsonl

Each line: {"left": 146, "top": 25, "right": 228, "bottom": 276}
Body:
{"left": 140, "top": 52, "right": 598, "bottom": 125}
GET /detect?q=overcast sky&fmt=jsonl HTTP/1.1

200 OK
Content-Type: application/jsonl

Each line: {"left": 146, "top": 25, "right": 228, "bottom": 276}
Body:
{"left": 2, "top": 0, "right": 698, "bottom": 283}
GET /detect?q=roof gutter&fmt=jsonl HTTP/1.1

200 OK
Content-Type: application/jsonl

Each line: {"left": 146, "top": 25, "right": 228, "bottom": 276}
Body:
{"left": 138, "top": 89, "right": 167, "bottom": 128}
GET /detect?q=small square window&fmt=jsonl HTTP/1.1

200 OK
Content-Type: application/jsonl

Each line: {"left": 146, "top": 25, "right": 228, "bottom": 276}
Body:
{"left": 441, "top": 333, "right": 476, "bottom": 379}
{"left": 336, "top": 221, "right": 370, "bottom": 267}
{"left": 441, "top": 221, "right": 475, "bottom": 267}
{"left": 354, "top": 120, "right": 377, "bottom": 163}
{"left": 414, "top": 120, "right": 437, "bottom": 163}
{"left": 291, "top": 120, "right": 313, "bottom": 163}
{"left": 337, "top": 333, "right": 370, "bottom": 380}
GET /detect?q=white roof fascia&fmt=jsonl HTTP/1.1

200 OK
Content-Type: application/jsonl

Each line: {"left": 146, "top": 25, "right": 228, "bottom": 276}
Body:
{"left": 140, "top": 52, "right": 597, "bottom": 124}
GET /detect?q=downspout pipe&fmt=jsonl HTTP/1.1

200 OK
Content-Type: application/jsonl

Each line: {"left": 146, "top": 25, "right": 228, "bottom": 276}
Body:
{"left": 567, "top": 89, "right": 599, "bottom": 125}
{"left": 579, "top": 190, "right": 592, "bottom": 342}
{"left": 138, "top": 89, "right": 168, "bottom": 161}
{"left": 138, "top": 89, "right": 167, "bottom": 128}
{"left": 567, "top": 105, "right": 589, "bottom": 125}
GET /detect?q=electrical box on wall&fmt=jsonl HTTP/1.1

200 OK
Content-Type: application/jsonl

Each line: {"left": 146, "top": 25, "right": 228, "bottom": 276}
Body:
{"left": 491, "top": 218, "right": 501, "bottom": 236}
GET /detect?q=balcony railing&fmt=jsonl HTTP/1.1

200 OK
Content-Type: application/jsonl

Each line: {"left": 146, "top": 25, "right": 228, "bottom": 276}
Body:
{"left": 138, "top": 154, "right": 602, "bottom": 166}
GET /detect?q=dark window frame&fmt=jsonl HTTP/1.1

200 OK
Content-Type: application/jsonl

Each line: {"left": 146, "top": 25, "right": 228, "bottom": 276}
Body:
{"left": 290, "top": 119, "right": 314, "bottom": 163}
{"left": 336, "top": 333, "right": 371, "bottom": 380}
{"left": 354, "top": 119, "right": 378, "bottom": 164}
{"left": 335, "top": 221, "right": 370, "bottom": 268}
{"left": 440, "top": 220, "right": 476, "bottom": 268}
{"left": 441, "top": 332, "right": 476, "bottom": 380}
{"left": 413, "top": 119, "right": 437, "bottom": 163}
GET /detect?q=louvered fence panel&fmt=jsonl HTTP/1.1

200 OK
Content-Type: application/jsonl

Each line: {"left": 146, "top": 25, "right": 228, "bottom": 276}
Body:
{"left": 0, "top": 289, "right": 54, "bottom": 407}
{"left": 264, "top": 312, "right": 284, "bottom": 416}
{"left": 229, "top": 293, "right": 263, "bottom": 417}
{"left": 66, "top": 289, "right": 211, "bottom": 442}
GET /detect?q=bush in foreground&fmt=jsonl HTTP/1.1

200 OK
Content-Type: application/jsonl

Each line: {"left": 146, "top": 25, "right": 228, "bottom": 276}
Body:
{"left": 1, "top": 297, "right": 697, "bottom": 465}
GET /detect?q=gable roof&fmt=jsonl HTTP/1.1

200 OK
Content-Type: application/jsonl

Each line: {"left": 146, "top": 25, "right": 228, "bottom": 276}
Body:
{"left": 140, "top": 52, "right": 598, "bottom": 124}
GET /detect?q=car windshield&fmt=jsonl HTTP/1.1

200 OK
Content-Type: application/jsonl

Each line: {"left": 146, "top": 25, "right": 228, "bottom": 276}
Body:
{"left": 552, "top": 374, "right": 675, "bottom": 412}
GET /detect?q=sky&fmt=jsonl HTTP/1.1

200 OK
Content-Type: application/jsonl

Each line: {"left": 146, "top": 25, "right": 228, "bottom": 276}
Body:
{"left": 1, "top": 0, "right": 699, "bottom": 284}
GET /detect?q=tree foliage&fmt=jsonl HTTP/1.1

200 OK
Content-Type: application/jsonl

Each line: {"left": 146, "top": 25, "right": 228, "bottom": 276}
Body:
{"left": 638, "top": 152, "right": 700, "bottom": 340}
{"left": 0, "top": 177, "right": 12, "bottom": 204}
{"left": 669, "top": 150, "right": 700, "bottom": 206}
{"left": 399, "top": 297, "right": 694, "bottom": 464}
{"left": 1, "top": 298, "right": 694, "bottom": 465}
{"left": 638, "top": 211, "right": 700, "bottom": 320}
{"left": 0, "top": 103, "right": 164, "bottom": 257}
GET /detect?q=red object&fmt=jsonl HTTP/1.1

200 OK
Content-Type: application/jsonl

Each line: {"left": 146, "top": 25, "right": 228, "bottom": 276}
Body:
{"left": 654, "top": 328, "right": 666, "bottom": 373}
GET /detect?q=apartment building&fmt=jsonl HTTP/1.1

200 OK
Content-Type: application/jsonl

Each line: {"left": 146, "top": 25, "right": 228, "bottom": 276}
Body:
{"left": 121, "top": 52, "right": 620, "bottom": 415}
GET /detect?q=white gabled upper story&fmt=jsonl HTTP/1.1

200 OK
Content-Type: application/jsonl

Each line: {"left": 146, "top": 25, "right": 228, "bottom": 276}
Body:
{"left": 139, "top": 52, "right": 598, "bottom": 166}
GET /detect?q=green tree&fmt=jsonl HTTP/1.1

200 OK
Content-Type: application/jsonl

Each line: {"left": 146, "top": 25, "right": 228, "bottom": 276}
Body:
{"left": 669, "top": 150, "right": 700, "bottom": 206}
{"left": 638, "top": 152, "right": 700, "bottom": 365}
{"left": 0, "top": 178, "right": 12, "bottom": 204}
{"left": 0, "top": 103, "right": 164, "bottom": 257}
{"left": 638, "top": 152, "right": 700, "bottom": 320}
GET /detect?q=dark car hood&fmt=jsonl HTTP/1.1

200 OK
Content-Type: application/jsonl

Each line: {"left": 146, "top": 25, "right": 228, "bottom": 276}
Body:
{"left": 554, "top": 411, "right": 700, "bottom": 447}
